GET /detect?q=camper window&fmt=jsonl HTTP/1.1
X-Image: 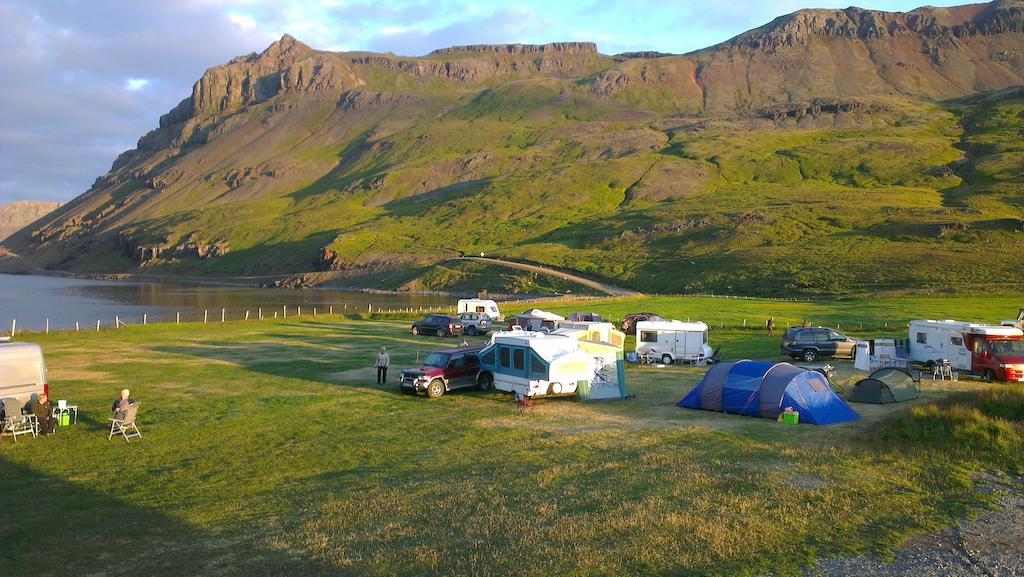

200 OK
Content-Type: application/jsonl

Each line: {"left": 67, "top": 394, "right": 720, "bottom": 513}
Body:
{"left": 500, "top": 347, "right": 511, "bottom": 368}
{"left": 950, "top": 336, "right": 963, "bottom": 346}
{"left": 475, "top": 306, "right": 485, "bottom": 313}
{"left": 530, "top": 354, "right": 545, "bottom": 376}
{"left": 916, "top": 332, "right": 927, "bottom": 344}
{"left": 481, "top": 348, "right": 495, "bottom": 365}
{"left": 512, "top": 349, "right": 525, "bottom": 371}
{"left": 639, "top": 331, "right": 657, "bottom": 343}
{"left": 973, "top": 339, "right": 985, "bottom": 354}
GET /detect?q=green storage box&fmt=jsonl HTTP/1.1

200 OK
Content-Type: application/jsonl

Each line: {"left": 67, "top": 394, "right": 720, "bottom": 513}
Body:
{"left": 59, "top": 413, "right": 70, "bottom": 427}
{"left": 782, "top": 411, "right": 799, "bottom": 425}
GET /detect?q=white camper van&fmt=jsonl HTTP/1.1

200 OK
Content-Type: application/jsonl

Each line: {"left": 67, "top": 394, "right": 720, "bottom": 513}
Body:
{"left": 908, "top": 319, "right": 1024, "bottom": 382}
{"left": 0, "top": 340, "right": 49, "bottom": 418}
{"left": 457, "top": 299, "right": 504, "bottom": 322}
{"left": 635, "top": 320, "right": 713, "bottom": 365}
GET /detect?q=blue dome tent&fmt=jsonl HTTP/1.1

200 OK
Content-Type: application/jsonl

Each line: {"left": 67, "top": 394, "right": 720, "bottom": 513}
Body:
{"left": 678, "top": 361, "right": 860, "bottom": 425}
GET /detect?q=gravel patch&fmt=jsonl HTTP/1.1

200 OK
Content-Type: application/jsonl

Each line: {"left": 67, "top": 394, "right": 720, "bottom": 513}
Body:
{"left": 802, "top": 475, "right": 1024, "bottom": 577}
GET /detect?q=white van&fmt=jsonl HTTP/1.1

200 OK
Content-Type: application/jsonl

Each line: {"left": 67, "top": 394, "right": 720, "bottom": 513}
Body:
{"left": 0, "top": 340, "right": 49, "bottom": 417}
{"left": 457, "top": 299, "right": 504, "bottom": 322}
{"left": 635, "top": 320, "right": 713, "bottom": 365}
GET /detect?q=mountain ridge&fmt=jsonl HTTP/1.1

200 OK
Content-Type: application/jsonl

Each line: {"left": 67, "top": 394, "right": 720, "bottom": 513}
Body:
{"left": 4, "top": 0, "right": 1023, "bottom": 295}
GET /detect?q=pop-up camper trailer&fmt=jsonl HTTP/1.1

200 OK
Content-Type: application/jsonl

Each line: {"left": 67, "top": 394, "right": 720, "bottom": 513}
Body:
{"left": 508, "top": 309, "right": 565, "bottom": 333}
{"left": 477, "top": 329, "right": 627, "bottom": 400}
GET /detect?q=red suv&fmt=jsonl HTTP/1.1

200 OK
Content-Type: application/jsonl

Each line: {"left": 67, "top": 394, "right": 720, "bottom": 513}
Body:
{"left": 399, "top": 346, "right": 483, "bottom": 398}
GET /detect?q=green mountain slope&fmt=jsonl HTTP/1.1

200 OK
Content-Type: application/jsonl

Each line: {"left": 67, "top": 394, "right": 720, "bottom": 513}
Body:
{"left": 5, "top": 1, "right": 1024, "bottom": 295}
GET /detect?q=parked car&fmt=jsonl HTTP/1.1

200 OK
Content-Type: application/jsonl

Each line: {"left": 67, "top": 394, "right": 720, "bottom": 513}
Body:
{"left": 411, "top": 315, "right": 464, "bottom": 337}
{"left": 456, "top": 312, "right": 492, "bottom": 336}
{"left": 0, "top": 340, "right": 50, "bottom": 420}
{"left": 781, "top": 327, "right": 856, "bottom": 362}
{"left": 621, "top": 313, "right": 665, "bottom": 336}
{"left": 400, "top": 347, "right": 484, "bottom": 398}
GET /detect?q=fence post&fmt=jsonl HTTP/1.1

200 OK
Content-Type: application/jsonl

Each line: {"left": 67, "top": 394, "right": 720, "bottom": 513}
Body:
{"left": 329, "top": 305, "right": 333, "bottom": 315}
{"left": 204, "top": 310, "right": 208, "bottom": 323}
{"left": 368, "top": 304, "right": 372, "bottom": 313}
{"left": 76, "top": 322, "right": 80, "bottom": 332}
{"left": 144, "top": 313, "right": 148, "bottom": 325}
{"left": 259, "top": 308, "right": 263, "bottom": 320}
{"left": 96, "top": 320, "right": 100, "bottom": 332}
{"left": 743, "top": 319, "right": 746, "bottom": 327}
{"left": 45, "top": 318, "right": 49, "bottom": 334}
{"left": 283, "top": 305, "right": 287, "bottom": 319}
{"left": 222, "top": 308, "right": 226, "bottom": 323}
{"left": 245, "top": 310, "right": 250, "bottom": 321}
{"left": 115, "top": 315, "right": 120, "bottom": 328}
{"left": 298, "top": 306, "right": 301, "bottom": 316}
{"left": 313, "top": 307, "right": 317, "bottom": 317}
{"left": 176, "top": 312, "right": 180, "bottom": 324}
{"left": 11, "top": 319, "right": 16, "bottom": 336}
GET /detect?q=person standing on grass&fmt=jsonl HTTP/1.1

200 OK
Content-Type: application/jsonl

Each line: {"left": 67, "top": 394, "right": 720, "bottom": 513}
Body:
{"left": 375, "top": 346, "right": 391, "bottom": 385}
{"left": 766, "top": 317, "right": 776, "bottom": 337}
{"left": 31, "top": 393, "right": 55, "bottom": 436}
{"left": 111, "top": 388, "right": 135, "bottom": 420}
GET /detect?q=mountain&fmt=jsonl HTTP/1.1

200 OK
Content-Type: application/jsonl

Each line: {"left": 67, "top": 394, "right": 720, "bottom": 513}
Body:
{"left": 4, "top": 1, "right": 1024, "bottom": 295}
{"left": 0, "top": 201, "right": 60, "bottom": 242}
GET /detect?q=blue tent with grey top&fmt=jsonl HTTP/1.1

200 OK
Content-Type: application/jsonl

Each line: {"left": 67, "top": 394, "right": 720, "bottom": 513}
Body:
{"left": 677, "top": 361, "right": 860, "bottom": 425}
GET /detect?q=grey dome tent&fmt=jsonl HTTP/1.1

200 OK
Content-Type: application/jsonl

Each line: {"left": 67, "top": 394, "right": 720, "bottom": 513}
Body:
{"left": 849, "top": 368, "right": 919, "bottom": 404}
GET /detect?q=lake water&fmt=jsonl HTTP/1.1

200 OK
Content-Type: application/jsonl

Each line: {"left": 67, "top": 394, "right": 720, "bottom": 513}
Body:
{"left": 0, "top": 273, "right": 454, "bottom": 333}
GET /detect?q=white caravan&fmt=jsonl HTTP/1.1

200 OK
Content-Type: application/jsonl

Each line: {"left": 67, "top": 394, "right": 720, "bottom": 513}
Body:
{"left": 0, "top": 340, "right": 49, "bottom": 414}
{"left": 635, "top": 320, "right": 713, "bottom": 365}
{"left": 457, "top": 299, "right": 504, "bottom": 322}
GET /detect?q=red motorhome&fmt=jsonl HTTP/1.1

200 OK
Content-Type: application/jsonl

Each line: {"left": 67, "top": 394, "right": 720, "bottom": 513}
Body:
{"left": 908, "top": 320, "right": 1024, "bottom": 382}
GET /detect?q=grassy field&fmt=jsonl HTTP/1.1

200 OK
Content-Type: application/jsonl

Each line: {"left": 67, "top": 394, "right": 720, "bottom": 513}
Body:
{"left": 2, "top": 295, "right": 1022, "bottom": 576}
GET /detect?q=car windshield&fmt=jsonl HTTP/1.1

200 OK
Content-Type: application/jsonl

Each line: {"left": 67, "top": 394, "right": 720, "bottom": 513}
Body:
{"left": 422, "top": 352, "right": 450, "bottom": 367}
{"left": 989, "top": 340, "right": 1024, "bottom": 354}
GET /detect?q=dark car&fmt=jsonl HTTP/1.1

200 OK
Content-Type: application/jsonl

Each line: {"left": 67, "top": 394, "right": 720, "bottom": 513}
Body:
{"left": 411, "top": 315, "right": 464, "bottom": 337}
{"left": 399, "top": 347, "right": 483, "bottom": 398}
{"left": 621, "top": 313, "right": 665, "bottom": 336}
{"left": 568, "top": 312, "right": 603, "bottom": 322}
{"left": 781, "top": 327, "right": 856, "bottom": 362}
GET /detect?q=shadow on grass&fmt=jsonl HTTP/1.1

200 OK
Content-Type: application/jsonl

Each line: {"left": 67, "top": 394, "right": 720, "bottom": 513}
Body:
{"left": 0, "top": 457, "right": 341, "bottom": 576}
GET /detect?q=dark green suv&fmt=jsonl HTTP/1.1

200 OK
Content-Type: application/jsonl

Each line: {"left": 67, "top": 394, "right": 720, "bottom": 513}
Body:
{"left": 781, "top": 327, "right": 856, "bottom": 362}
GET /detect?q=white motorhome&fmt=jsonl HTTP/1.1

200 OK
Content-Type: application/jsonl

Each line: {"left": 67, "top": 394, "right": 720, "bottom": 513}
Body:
{"left": 908, "top": 320, "right": 1024, "bottom": 382}
{"left": 457, "top": 299, "right": 504, "bottom": 322}
{"left": 0, "top": 340, "right": 49, "bottom": 417}
{"left": 635, "top": 320, "right": 713, "bottom": 365}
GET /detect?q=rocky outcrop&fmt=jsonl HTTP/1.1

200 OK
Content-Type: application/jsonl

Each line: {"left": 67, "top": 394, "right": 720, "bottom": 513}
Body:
{"left": 428, "top": 42, "right": 598, "bottom": 56}
{"left": 0, "top": 201, "right": 60, "bottom": 242}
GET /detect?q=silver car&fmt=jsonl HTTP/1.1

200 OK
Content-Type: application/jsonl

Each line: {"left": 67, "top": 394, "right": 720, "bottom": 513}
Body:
{"left": 456, "top": 312, "right": 492, "bottom": 336}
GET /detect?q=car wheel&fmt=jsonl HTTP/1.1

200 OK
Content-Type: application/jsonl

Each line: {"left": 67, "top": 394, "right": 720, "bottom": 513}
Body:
{"left": 411, "top": 326, "right": 419, "bottom": 335}
{"left": 436, "top": 327, "right": 446, "bottom": 337}
{"left": 467, "top": 325, "right": 478, "bottom": 336}
{"left": 802, "top": 349, "right": 818, "bottom": 362}
{"left": 478, "top": 373, "right": 493, "bottom": 391}
{"left": 427, "top": 379, "right": 445, "bottom": 398}
{"left": 986, "top": 369, "right": 996, "bottom": 383}
{"left": 662, "top": 354, "right": 673, "bottom": 365}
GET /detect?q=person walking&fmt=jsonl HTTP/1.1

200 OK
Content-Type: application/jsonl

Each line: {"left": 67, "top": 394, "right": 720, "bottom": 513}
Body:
{"left": 766, "top": 317, "right": 776, "bottom": 337}
{"left": 375, "top": 346, "right": 391, "bottom": 385}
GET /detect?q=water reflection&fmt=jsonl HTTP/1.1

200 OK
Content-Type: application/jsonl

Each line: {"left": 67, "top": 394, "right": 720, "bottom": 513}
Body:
{"left": 0, "top": 274, "right": 454, "bottom": 332}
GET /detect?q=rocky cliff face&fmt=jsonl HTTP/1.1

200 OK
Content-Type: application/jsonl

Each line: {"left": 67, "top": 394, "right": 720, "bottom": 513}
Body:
{"left": 4, "top": 1, "right": 1024, "bottom": 290}
{"left": 0, "top": 201, "right": 60, "bottom": 242}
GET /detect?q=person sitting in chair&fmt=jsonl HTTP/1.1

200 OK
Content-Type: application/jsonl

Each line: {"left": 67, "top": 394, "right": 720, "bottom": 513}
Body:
{"left": 31, "top": 393, "right": 55, "bottom": 436}
{"left": 111, "top": 389, "right": 136, "bottom": 420}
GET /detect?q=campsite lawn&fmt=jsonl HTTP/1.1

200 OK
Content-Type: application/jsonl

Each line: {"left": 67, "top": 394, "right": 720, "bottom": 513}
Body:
{"left": 2, "top": 298, "right": 1022, "bottom": 576}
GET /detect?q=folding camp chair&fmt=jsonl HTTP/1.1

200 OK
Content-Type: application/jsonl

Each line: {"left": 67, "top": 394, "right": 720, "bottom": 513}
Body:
{"left": 108, "top": 402, "right": 142, "bottom": 442}
{"left": 2, "top": 397, "right": 38, "bottom": 442}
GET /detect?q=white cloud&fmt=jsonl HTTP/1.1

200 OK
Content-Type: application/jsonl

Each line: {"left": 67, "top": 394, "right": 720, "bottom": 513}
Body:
{"left": 123, "top": 77, "right": 149, "bottom": 90}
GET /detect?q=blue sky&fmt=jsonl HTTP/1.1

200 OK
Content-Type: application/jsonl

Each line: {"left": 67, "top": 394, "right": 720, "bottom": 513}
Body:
{"left": 0, "top": 0, "right": 968, "bottom": 204}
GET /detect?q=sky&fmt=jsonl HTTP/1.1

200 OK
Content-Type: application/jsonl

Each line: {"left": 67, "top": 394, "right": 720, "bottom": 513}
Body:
{"left": 0, "top": 0, "right": 967, "bottom": 205}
